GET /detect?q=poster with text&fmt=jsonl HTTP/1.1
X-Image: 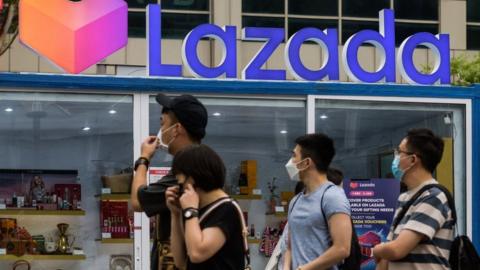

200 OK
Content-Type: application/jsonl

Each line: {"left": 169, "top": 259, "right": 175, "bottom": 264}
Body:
{"left": 343, "top": 179, "right": 400, "bottom": 270}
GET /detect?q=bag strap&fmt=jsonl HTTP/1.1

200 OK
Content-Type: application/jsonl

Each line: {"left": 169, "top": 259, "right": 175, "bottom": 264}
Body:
{"left": 198, "top": 197, "right": 251, "bottom": 268}
{"left": 391, "top": 183, "right": 457, "bottom": 231}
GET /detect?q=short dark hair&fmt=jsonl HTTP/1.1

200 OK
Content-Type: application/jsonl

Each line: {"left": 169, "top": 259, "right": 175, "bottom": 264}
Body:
{"left": 405, "top": 128, "right": 444, "bottom": 173}
{"left": 171, "top": 144, "right": 226, "bottom": 192}
{"left": 327, "top": 167, "right": 344, "bottom": 186}
{"left": 294, "top": 133, "right": 335, "bottom": 173}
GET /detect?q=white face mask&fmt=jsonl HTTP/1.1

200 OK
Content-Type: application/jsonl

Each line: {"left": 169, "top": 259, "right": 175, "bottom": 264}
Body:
{"left": 157, "top": 124, "right": 177, "bottom": 150}
{"left": 285, "top": 158, "right": 307, "bottom": 181}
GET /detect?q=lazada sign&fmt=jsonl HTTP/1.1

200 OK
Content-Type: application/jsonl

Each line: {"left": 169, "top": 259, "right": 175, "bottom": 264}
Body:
{"left": 148, "top": 5, "right": 450, "bottom": 85}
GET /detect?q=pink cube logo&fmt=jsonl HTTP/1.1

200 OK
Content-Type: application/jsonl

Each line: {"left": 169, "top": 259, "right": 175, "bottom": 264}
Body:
{"left": 19, "top": 0, "right": 128, "bottom": 74}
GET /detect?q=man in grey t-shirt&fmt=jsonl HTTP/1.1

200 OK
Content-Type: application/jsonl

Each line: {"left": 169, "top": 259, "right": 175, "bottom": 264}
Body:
{"left": 284, "top": 134, "right": 352, "bottom": 270}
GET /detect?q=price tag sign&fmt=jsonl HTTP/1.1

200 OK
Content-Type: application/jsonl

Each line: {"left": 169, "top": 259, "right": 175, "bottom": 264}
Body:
{"left": 252, "top": 189, "right": 262, "bottom": 195}
{"left": 0, "top": 203, "right": 6, "bottom": 210}
{"left": 275, "top": 206, "right": 285, "bottom": 213}
{"left": 102, "top": 232, "right": 112, "bottom": 239}
{"left": 0, "top": 248, "right": 6, "bottom": 255}
{"left": 73, "top": 249, "right": 85, "bottom": 255}
{"left": 101, "top": 188, "right": 112, "bottom": 194}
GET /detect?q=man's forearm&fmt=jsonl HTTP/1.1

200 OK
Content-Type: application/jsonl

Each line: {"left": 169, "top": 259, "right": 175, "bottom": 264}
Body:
{"left": 284, "top": 249, "right": 292, "bottom": 270}
{"left": 300, "top": 245, "right": 349, "bottom": 270}
{"left": 131, "top": 165, "right": 148, "bottom": 212}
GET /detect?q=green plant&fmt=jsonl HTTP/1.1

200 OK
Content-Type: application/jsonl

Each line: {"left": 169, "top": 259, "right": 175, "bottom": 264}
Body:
{"left": 0, "top": 0, "right": 19, "bottom": 57}
{"left": 450, "top": 53, "right": 480, "bottom": 86}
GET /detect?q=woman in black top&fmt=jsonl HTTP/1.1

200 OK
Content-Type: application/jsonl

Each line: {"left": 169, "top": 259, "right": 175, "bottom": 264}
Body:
{"left": 165, "top": 144, "right": 245, "bottom": 270}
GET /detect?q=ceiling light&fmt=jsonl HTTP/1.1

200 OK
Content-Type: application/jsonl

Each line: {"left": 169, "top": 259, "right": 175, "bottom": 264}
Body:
{"left": 213, "top": 112, "right": 221, "bottom": 117}
{"left": 82, "top": 126, "right": 91, "bottom": 131}
{"left": 320, "top": 114, "right": 328, "bottom": 119}
{"left": 280, "top": 130, "right": 288, "bottom": 134}
{"left": 4, "top": 108, "right": 13, "bottom": 112}
{"left": 109, "top": 110, "right": 117, "bottom": 114}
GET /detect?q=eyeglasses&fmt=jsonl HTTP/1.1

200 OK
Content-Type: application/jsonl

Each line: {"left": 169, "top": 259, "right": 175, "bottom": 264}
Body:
{"left": 393, "top": 147, "right": 414, "bottom": 156}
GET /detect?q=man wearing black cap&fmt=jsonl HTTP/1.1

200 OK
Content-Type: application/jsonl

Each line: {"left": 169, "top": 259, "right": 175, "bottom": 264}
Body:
{"left": 131, "top": 93, "right": 208, "bottom": 270}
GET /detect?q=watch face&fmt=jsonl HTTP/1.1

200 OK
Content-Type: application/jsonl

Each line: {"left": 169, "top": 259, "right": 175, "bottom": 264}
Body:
{"left": 184, "top": 210, "right": 192, "bottom": 218}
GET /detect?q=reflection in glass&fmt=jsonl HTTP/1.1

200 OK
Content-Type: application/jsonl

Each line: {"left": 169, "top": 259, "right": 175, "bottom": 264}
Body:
{"left": 288, "top": 18, "right": 338, "bottom": 38}
{"left": 0, "top": 92, "right": 134, "bottom": 269}
{"left": 162, "top": 0, "right": 209, "bottom": 11}
{"left": 126, "top": 0, "right": 157, "bottom": 8}
{"left": 467, "top": 0, "right": 480, "bottom": 22}
{"left": 342, "top": 20, "right": 378, "bottom": 45}
{"left": 289, "top": 0, "right": 338, "bottom": 16}
{"left": 395, "top": 23, "right": 438, "bottom": 46}
{"left": 128, "top": 11, "right": 147, "bottom": 37}
{"left": 243, "top": 16, "right": 284, "bottom": 29}
{"left": 242, "top": 0, "right": 284, "bottom": 14}
{"left": 162, "top": 13, "right": 210, "bottom": 39}
{"left": 467, "top": 25, "right": 480, "bottom": 50}
{"left": 394, "top": 0, "right": 438, "bottom": 20}
{"left": 342, "top": 0, "right": 389, "bottom": 18}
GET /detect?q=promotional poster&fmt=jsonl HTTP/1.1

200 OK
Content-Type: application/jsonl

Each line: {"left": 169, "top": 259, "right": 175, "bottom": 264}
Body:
{"left": 343, "top": 179, "right": 400, "bottom": 270}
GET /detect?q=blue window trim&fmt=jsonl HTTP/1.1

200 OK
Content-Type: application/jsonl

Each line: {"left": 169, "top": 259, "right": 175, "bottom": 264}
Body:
{"left": 1, "top": 72, "right": 479, "bottom": 248}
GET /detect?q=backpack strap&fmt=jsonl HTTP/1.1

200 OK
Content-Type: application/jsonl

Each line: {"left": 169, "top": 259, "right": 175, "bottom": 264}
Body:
{"left": 391, "top": 184, "right": 457, "bottom": 231}
{"left": 198, "top": 197, "right": 251, "bottom": 268}
{"left": 320, "top": 184, "right": 336, "bottom": 230}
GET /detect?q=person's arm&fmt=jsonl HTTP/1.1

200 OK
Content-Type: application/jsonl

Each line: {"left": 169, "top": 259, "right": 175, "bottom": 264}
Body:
{"left": 131, "top": 136, "right": 158, "bottom": 211}
{"left": 283, "top": 231, "right": 292, "bottom": 270}
{"left": 180, "top": 184, "right": 227, "bottom": 263}
{"left": 166, "top": 186, "right": 187, "bottom": 268}
{"left": 372, "top": 230, "right": 424, "bottom": 261}
{"left": 375, "top": 259, "right": 388, "bottom": 270}
{"left": 296, "top": 213, "right": 351, "bottom": 270}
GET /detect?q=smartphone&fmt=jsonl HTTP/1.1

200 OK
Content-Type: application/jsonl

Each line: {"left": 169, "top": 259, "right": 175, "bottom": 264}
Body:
{"left": 178, "top": 184, "right": 184, "bottom": 196}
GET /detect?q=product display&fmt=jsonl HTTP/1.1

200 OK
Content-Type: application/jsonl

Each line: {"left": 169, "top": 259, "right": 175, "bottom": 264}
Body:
{"left": 238, "top": 160, "right": 257, "bottom": 195}
{"left": 101, "top": 201, "right": 130, "bottom": 239}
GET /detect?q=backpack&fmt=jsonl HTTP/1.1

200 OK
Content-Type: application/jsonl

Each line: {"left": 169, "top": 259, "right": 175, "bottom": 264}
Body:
{"left": 321, "top": 185, "right": 362, "bottom": 270}
{"left": 392, "top": 184, "right": 480, "bottom": 270}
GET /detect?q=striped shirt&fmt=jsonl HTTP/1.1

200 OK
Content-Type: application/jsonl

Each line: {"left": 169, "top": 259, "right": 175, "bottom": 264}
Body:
{"left": 387, "top": 179, "right": 455, "bottom": 270}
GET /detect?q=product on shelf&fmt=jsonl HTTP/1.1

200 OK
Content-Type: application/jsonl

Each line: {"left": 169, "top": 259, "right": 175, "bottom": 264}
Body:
{"left": 54, "top": 184, "right": 81, "bottom": 210}
{"left": 101, "top": 201, "right": 129, "bottom": 239}
{"left": 239, "top": 160, "right": 257, "bottom": 195}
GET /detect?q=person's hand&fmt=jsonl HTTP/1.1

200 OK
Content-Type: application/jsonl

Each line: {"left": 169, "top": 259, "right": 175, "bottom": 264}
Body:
{"left": 179, "top": 184, "right": 199, "bottom": 210}
{"left": 165, "top": 186, "right": 182, "bottom": 216}
{"left": 372, "top": 243, "right": 383, "bottom": 262}
{"left": 140, "top": 136, "right": 159, "bottom": 160}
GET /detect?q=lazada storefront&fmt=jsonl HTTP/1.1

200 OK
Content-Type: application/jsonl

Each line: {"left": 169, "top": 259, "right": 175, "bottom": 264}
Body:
{"left": 0, "top": 3, "right": 478, "bottom": 270}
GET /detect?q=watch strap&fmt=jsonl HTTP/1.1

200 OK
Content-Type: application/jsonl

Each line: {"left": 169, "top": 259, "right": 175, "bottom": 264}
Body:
{"left": 134, "top": 157, "right": 150, "bottom": 171}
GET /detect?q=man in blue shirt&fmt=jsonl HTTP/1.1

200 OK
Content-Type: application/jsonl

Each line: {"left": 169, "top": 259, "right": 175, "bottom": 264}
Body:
{"left": 284, "top": 133, "right": 352, "bottom": 270}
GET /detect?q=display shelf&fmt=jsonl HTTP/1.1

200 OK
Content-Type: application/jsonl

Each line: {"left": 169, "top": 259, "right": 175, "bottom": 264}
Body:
{"left": 97, "top": 238, "right": 133, "bottom": 244}
{"left": 230, "top": 194, "right": 262, "bottom": 200}
{"left": 0, "top": 209, "right": 85, "bottom": 216}
{"left": 274, "top": 212, "right": 287, "bottom": 217}
{"left": 0, "top": 254, "right": 86, "bottom": 260}
{"left": 247, "top": 239, "right": 261, "bottom": 244}
{"left": 95, "top": 194, "right": 131, "bottom": 201}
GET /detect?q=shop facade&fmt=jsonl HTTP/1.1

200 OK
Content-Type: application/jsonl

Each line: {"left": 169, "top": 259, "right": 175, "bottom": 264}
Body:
{"left": 0, "top": 73, "right": 478, "bottom": 270}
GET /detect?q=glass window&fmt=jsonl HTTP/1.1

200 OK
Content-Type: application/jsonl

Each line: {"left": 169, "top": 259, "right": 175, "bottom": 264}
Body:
{"left": 161, "top": 0, "right": 209, "bottom": 11}
{"left": 127, "top": 0, "right": 157, "bottom": 8}
{"left": 242, "top": 0, "right": 284, "bottom": 14}
{"left": 467, "top": 25, "right": 480, "bottom": 50}
{"left": 395, "top": 23, "right": 438, "bottom": 46}
{"left": 342, "top": 0, "right": 390, "bottom": 18}
{"left": 0, "top": 92, "right": 134, "bottom": 269}
{"left": 342, "top": 20, "right": 379, "bottom": 44}
{"left": 128, "top": 11, "right": 147, "bottom": 37}
{"left": 315, "top": 98, "right": 466, "bottom": 233}
{"left": 289, "top": 18, "right": 338, "bottom": 38}
{"left": 394, "top": 0, "right": 438, "bottom": 20}
{"left": 149, "top": 96, "right": 306, "bottom": 269}
{"left": 467, "top": 0, "right": 480, "bottom": 22}
{"left": 162, "top": 13, "right": 210, "bottom": 39}
{"left": 243, "top": 16, "right": 284, "bottom": 29}
{"left": 289, "top": 0, "right": 338, "bottom": 16}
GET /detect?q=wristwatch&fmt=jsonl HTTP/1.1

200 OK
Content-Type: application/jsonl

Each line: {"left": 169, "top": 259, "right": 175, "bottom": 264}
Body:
{"left": 134, "top": 157, "right": 150, "bottom": 171}
{"left": 183, "top": 207, "right": 199, "bottom": 220}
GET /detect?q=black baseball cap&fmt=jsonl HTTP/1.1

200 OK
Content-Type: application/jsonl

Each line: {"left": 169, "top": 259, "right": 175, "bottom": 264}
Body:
{"left": 156, "top": 93, "right": 208, "bottom": 140}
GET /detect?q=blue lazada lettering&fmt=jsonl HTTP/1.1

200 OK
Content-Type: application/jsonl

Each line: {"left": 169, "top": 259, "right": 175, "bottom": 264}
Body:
{"left": 147, "top": 5, "right": 450, "bottom": 85}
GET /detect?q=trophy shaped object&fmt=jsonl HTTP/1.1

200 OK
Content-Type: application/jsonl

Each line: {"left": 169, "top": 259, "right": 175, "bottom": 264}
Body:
{"left": 57, "top": 223, "right": 73, "bottom": 254}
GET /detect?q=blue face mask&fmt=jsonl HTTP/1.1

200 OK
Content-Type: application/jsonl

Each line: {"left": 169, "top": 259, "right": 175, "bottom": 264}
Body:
{"left": 391, "top": 155, "right": 404, "bottom": 181}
